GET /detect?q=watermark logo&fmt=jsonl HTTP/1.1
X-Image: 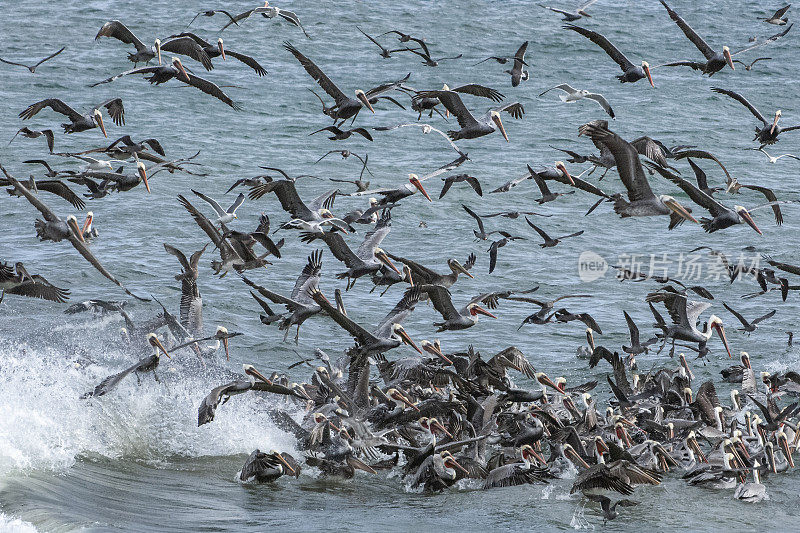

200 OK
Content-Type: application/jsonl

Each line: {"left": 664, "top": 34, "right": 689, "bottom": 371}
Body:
{"left": 578, "top": 251, "right": 608, "bottom": 282}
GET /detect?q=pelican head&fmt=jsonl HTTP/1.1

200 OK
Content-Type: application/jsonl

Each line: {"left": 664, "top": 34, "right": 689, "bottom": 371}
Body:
{"left": 216, "top": 325, "right": 230, "bottom": 360}
{"left": 354, "top": 89, "right": 374, "bottom": 113}
{"left": 641, "top": 60, "right": 655, "bottom": 87}
{"left": 392, "top": 323, "right": 421, "bottom": 354}
{"left": 172, "top": 57, "right": 190, "bottom": 82}
{"left": 373, "top": 247, "right": 401, "bottom": 276}
{"left": 65, "top": 215, "right": 85, "bottom": 242}
{"left": 448, "top": 258, "right": 474, "bottom": 279}
{"left": 520, "top": 444, "right": 545, "bottom": 465}
{"left": 489, "top": 110, "right": 509, "bottom": 142}
{"left": 771, "top": 109, "right": 782, "bottom": 134}
{"left": 408, "top": 173, "right": 432, "bottom": 202}
{"left": 387, "top": 387, "right": 419, "bottom": 411}
{"left": 722, "top": 46, "right": 735, "bottom": 70}
{"left": 536, "top": 372, "right": 564, "bottom": 394}
{"left": 441, "top": 452, "right": 468, "bottom": 476}
{"left": 428, "top": 418, "right": 454, "bottom": 439}
{"left": 92, "top": 109, "right": 107, "bottom": 138}
{"left": 154, "top": 38, "right": 162, "bottom": 65}
{"left": 734, "top": 205, "right": 762, "bottom": 235}
{"left": 467, "top": 302, "right": 496, "bottom": 319}
{"left": 369, "top": 197, "right": 378, "bottom": 207}
{"left": 217, "top": 38, "right": 226, "bottom": 60}
{"left": 136, "top": 161, "right": 150, "bottom": 193}
{"left": 778, "top": 429, "right": 795, "bottom": 467}
{"left": 708, "top": 315, "right": 732, "bottom": 358}
{"left": 659, "top": 195, "right": 698, "bottom": 223}
{"left": 269, "top": 450, "right": 295, "bottom": 475}
{"left": 554, "top": 160, "right": 574, "bottom": 185}
{"left": 81, "top": 211, "right": 94, "bottom": 236}
{"left": 562, "top": 443, "right": 591, "bottom": 469}
{"left": 243, "top": 363, "right": 271, "bottom": 385}
{"left": 147, "top": 333, "right": 171, "bottom": 359}
{"left": 421, "top": 339, "right": 452, "bottom": 364}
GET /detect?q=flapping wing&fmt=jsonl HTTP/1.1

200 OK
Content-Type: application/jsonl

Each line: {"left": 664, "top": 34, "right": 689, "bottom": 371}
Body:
{"left": 19, "top": 98, "right": 82, "bottom": 122}
{"left": 659, "top": 1, "right": 716, "bottom": 60}
{"left": 95, "top": 20, "right": 148, "bottom": 52}
{"left": 739, "top": 184, "right": 783, "bottom": 224}
{"left": 451, "top": 84, "right": 504, "bottom": 102}
{"left": 564, "top": 24, "right": 635, "bottom": 71}
{"left": 284, "top": 41, "right": 348, "bottom": 105}
{"left": 421, "top": 284, "right": 461, "bottom": 320}
{"left": 98, "top": 98, "right": 125, "bottom": 126}
{"left": 710, "top": 87, "right": 767, "bottom": 124}
{"left": 185, "top": 73, "right": 241, "bottom": 109}
{"left": 160, "top": 37, "right": 213, "bottom": 70}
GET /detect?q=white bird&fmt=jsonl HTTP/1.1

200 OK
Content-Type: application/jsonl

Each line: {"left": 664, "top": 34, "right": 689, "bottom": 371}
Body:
{"left": 373, "top": 122, "right": 466, "bottom": 156}
{"left": 539, "top": 84, "right": 615, "bottom": 118}
{"left": 71, "top": 154, "right": 128, "bottom": 172}
{"left": 192, "top": 189, "right": 245, "bottom": 224}
{"left": 751, "top": 147, "right": 800, "bottom": 164}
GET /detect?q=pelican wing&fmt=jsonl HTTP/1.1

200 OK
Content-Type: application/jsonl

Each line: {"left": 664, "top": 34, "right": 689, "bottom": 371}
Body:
{"left": 623, "top": 310, "right": 640, "bottom": 346}
{"left": 160, "top": 37, "right": 213, "bottom": 70}
{"left": 365, "top": 73, "right": 410, "bottom": 98}
{"left": 184, "top": 72, "right": 241, "bottom": 110}
{"left": 277, "top": 10, "right": 310, "bottom": 38}
{"left": 226, "top": 50, "right": 268, "bottom": 76}
{"left": 95, "top": 20, "right": 148, "bottom": 53}
{"left": 290, "top": 250, "right": 322, "bottom": 302}
{"left": 659, "top": 1, "right": 716, "bottom": 60}
{"left": 462, "top": 203, "right": 486, "bottom": 234}
{"left": 525, "top": 219, "right": 553, "bottom": 242}
{"left": 710, "top": 87, "right": 767, "bottom": 124}
{"left": 177, "top": 195, "right": 236, "bottom": 257}
{"left": 647, "top": 164, "right": 727, "bottom": 217}
{"left": 374, "top": 286, "right": 420, "bottom": 338}
{"left": 356, "top": 212, "right": 391, "bottom": 261}
{"left": 420, "top": 90, "right": 479, "bottom": 129}
{"left": 19, "top": 98, "right": 82, "bottom": 122}
{"left": 314, "top": 231, "right": 363, "bottom": 268}
{"left": 451, "top": 83, "right": 504, "bottom": 102}
{"left": 421, "top": 284, "right": 462, "bottom": 320}
{"left": 310, "top": 289, "right": 380, "bottom": 344}
{"left": 564, "top": 24, "right": 635, "bottom": 71}
{"left": 739, "top": 184, "right": 783, "bottom": 224}
{"left": 34, "top": 180, "right": 85, "bottom": 210}
{"left": 89, "top": 66, "right": 163, "bottom": 87}
{"left": 250, "top": 180, "right": 313, "bottom": 219}
{"left": 513, "top": 41, "right": 528, "bottom": 71}
{"left": 490, "top": 102, "right": 524, "bottom": 120}
{"left": 284, "top": 42, "right": 348, "bottom": 106}
{"left": 5, "top": 279, "right": 70, "bottom": 303}
{"left": 97, "top": 98, "right": 125, "bottom": 126}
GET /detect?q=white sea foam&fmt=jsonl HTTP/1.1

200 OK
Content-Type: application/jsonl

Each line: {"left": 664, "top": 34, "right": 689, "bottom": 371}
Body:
{"left": 0, "top": 512, "right": 38, "bottom": 533}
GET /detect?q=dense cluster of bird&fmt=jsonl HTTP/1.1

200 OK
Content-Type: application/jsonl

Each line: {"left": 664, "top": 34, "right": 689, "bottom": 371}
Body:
{"left": 3, "top": 0, "right": 800, "bottom": 524}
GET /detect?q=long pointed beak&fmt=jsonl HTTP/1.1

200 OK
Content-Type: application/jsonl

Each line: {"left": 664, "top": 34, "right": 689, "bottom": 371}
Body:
{"left": 376, "top": 251, "right": 401, "bottom": 276}
{"left": 222, "top": 336, "right": 230, "bottom": 360}
{"left": 664, "top": 198, "right": 698, "bottom": 223}
{"left": 409, "top": 177, "right": 432, "bottom": 201}
{"left": 218, "top": 40, "right": 226, "bottom": 60}
{"left": 274, "top": 453, "right": 295, "bottom": 475}
{"left": 739, "top": 208, "right": 762, "bottom": 235}
{"left": 247, "top": 366, "right": 272, "bottom": 385}
{"left": 472, "top": 305, "right": 496, "bottom": 318}
{"left": 565, "top": 447, "right": 591, "bottom": 469}
{"left": 396, "top": 327, "right": 422, "bottom": 354}
{"left": 138, "top": 165, "right": 151, "bottom": 193}
{"left": 724, "top": 48, "right": 735, "bottom": 70}
{"left": 150, "top": 336, "right": 172, "bottom": 359}
{"left": 538, "top": 374, "right": 565, "bottom": 395}
{"left": 447, "top": 457, "right": 469, "bottom": 475}
{"left": 492, "top": 114, "right": 509, "bottom": 142}
{"left": 80, "top": 215, "right": 92, "bottom": 237}
{"left": 771, "top": 112, "right": 780, "bottom": 135}
{"left": 769, "top": 446, "right": 778, "bottom": 473}
{"left": 556, "top": 163, "right": 574, "bottom": 186}
{"left": 455, "top": 262, "right": 474, "bottom": 278}
{"left": 357, "top": 92, "right": 375, "bottom": 113}
{"left": 689, "top": 436, "right": 708, "bottom": 463}
{"left": 423, "top": 341, "right": 453, "bottom": 365}
{"left": 67, "top": 217, "right": 85, "bottom": 243}
{"left": 394, "top": 391, "right": 420, "bottom": 412}
{"left": 96, "top": 113, "right": 107, "bottom": 138}
{"left": 175, "top": 60, "right": 190, "bottom": 82}
{"left": 644, "top": 63, "right": 655, "bottom": 87}
{"left": 780, "top": 436, "right": 795, "bottom": 468}
{"left": 713, "top": 323, "right": 733, "bottom": 358}
{"left": 432, "top": 420, "right": 454, "bottom": 439}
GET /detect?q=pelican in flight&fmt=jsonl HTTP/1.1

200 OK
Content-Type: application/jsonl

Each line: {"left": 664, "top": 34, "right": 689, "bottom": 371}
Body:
{"left": 539, "top": 84, "right": 615, "bottom": 118}
{"left": 648, "top": 288, "right": 732, "bottom": 358}
{"left": 9, "top": 127, "right": 54, "bottom": 153}
{"left": 248, "top": 179, "right": 349, "bottom": 232}
{"left": 412, "top": 90, "right": 524, "bottom": 141}
{"left": 578, "top": 121, "right": 696, "bottom": 227}
{"left": 19, "top": 98, "right": 124, "bottom": 136}
{"left": 91, "top": 57, "right": 241, "bottom": 110}
{"left": 166, "top": 33, "right": 268, "bottom": 76}
{"left": 95, "top": 20, "right": 213, "bottom": 69}
{"left": 0, "top": 261, "right": 70, "bottom": 303}
{"left": 4, "top": 169, "right": 145, "bottom": 300}
{"left": 564, "top": 24, "right": 654, "bottom": 86}
{"left": 659, "top": 1, "right": 793, "bottom": 76}
{"left": 764, "top": 5, "right": 791, "bottom": 25}
{"left": 421, "top": 285, "right": 497, "bottom": 331}
{"left": 711, "top": 87, "right": 800, "bottom": 147}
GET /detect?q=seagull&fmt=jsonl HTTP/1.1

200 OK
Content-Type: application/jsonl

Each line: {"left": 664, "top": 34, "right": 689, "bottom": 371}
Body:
{"left": 539, "top": 84, "right": 615, "bottom": 118}
{"left": 310, "top": 126, "right": 373, "bottom": 141}
{"left": 373, "top": 123, "right": 466, "bottom": 156}
{"left": 749, "top": 147, "right": 800, "bottom": 163}
{"left": 722, "top": 303, "right": 777, "bottom": 334}
{"left": 538, "top": 0, "right": 598, "bottom": 21}
{"left": 9, "top": 127, "right": 54, "bottom": 153}
{"left": 0, "top": 46, "right": 65, "bottom": 73}
{"left": 192, "top": 189, "right": 245, "bottom": 224}
{"left": 525, "top": 218, "right": 584, "bottom": 248}
{"left": 221, "top": 2, "right": 310, "bottom": 38}
{"left": 732, "top": 57, "right": 772, "bottom": 71}
{"left": 764, "top": 5, "right": 791, "bottom": 25}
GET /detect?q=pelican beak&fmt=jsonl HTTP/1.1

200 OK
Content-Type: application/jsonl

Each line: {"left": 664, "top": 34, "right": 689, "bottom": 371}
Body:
{"left": 663, "top": 197, "right": 698, "bottom": 223}
{"left": 723, "top": 46, "right": 734, "bottom": 70}
{"left": 149, "top": 335, "right": 172, "bottom": 359}
{"left": 537, "top": 373, "right": 565, "bottom": 395}
{"left": 768, "top": 445, "right": 778, "bottom": 474}
{"left": 274, "top": 452, "right": 295, "bottom": 475}
{"left": 446, "top": 456, "right": 469, "bottom": 475}
{"left": 95, "top": 112, "right": 107, "bottom": 138}
{"left": 712, "top": 321, "right": 733, "bottom": 358}
{"left": 357, "top": 91, "right": 375, "bottom": 113}
{"left": 528, "top": 448, "right": 547, "bottom": 465}
{"left": 471, "top": 305, "right": 496, "bottom": 318}
{"left": 738, "top": 207, "right": 762, "bottom": 235}
{"left": 67, "top": 216, "right": 85, "bottom": 243}
{"left": 565, "top": 446, "right": 591, "bottom": 468}
{"left": 595, "top": 438, "right": 610, "bottom": 455}
{"left": 312, "top": 290, "right": 333, "bottom": 307}
{"left": 396, "top": 326, "right": 422, "bottom": 354}
{"left": 555, "top": 162, "right": 574, "bottom": 185}
{"left": 643, "top": 62, "right": 655, "bottom": 88}
{"left": 409, "top": 176, "right": 432, "bottom": 202}
{"left": 174, "top": 58, "right": 190, "bottom": 82}
{"left": 347, "top": 456, "right": 377, "bottom": 475}
{"left": 81, "top": 213, "right": 93, "bottom": 237}
{"left": 375, "top": 250, "right": 401, "bottom": 276}
{"left": 217, "top": 39, "right": 226, "bottom": 60}
{"left": 771, "top": 111, "right": 780, "bottom": 135}
{"left": 393, "top": 391, "right": 420, "bottom": 412}
{"left": 780, "top": 435, "right": 795, "bottom": 468}
{"left": 615, "top": 425, "right": 633, "bottom": 447}
{"left": 491, "top": 113, "right": 509, "bottom": 142}
{"left": 423, "top": 341, "right": 453, "bottom": 365}
{"left": 155, "top": 39, "right": 162, "bottom": 65}
{"left": 455, "top": 261, "right": 474, "bottom": 279}
{"left": 688, "top": 435, "right": 707, "bottom": 463}
{"left": 222, "top": 335, "right": 230, "bottom": 361}
{"left": 432, "top": 419, "right": 454, "bottom": 439}
{"left": 138, "top": 164, "right": 151, "bottom": 194}
{"left": 404, "top": 265, "right": 414, "bottom": 286}
{"left": 246, "top": 365, "right": 272, "bottom": 385}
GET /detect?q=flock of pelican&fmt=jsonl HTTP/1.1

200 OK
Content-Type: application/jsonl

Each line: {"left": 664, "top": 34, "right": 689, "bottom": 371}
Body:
{"left": 3, "top": 0, "right": 800, "bottom": 525}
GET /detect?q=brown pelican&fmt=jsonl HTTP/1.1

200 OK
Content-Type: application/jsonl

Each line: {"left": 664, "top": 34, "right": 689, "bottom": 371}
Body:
{"left": 764, "top": 5, "right": 791, "bottom": 25}
{"left": 529, "top": 165, "right": 575, "bottom": 203}
{"left": 192, "top": 189, "right": 245, "bottom": 224}
{"left": 578, "top": 121, "right": 697, "bottom": 226}
{"left": 188, "top": 9, "right": 240, "bottom": 28}
{"left": 722, "top": 303, "right": 776, "bottom": 334}
{"left": 5, "top": 170, "right": 145, "bottom": 300}
{"left": 585, "top": 494, "right": 639, "bottom": 523}
{"left": 386, "top": 252, "right": 475, "bottom": 288}
{"left": 622, "top": 311, "right": 657, "bottom": 356}
{"left": 711, "top": 87, "right": 800, "bottom": 147}
{"left": 539, "top": 0, "right": 598, "bottom": 21}
{"left": 240, "top": 250, "right": 323, "bottom": 343}
{"left": 507, "top": 41, "right": 529, "bottom": 86}
{"left": 9, "top": 127, "right": 54, "bottom": 152}
{"left": 539, "top": 84, "right": 614, "bottom": 118}
{"left": 95, "top": 20, "right": 213, "bottom": 69}
{"left": 411, "top": 90, "right": 523, "bottom": 141}
{"left": 482, "top": 445, "right": 550, "bottom": 489}
{"left": 647, "top": 288, "right": 732, "bottom": 358}
{"left": 356, "top": 26, "right": 407, "bottom": 58}
{"left": 409, "top": 451, "right": 471, "bottom": 492}
{"left": 166, "top": 32, "right": 267, "bottom": 75}
{"left": 659, "top": 1, "right": 792, "bottom": 76}
{"left": 0, "top": 261, "right": 69, "bottom": 303}
{"left": 249, "top": 178, "right": 341, "bottom": 230}
{"left": 284, "top": 42, "right": 405, "bottom": 124}
{"left": 0, "top": 46, "right": 64, "bottom": 73}
{"left": 564, "top": 24, "right": 654, "bottom": 85}
{"left": 310, "top": 287, "right": 422, "bottom": 355}
{"left": 647, "top": 163, "right": 785, "bottom": 234}
{"left": 525, "top": 218, "right": 583, "bottom": 248}
{"left": 400, "top": 45, "right": 462, "bottom": 67}
{"left": 239, "top": 450, "right": 299, "bottom": 482}
{"left": 2, "top": 174, "right": 85, "bottom": 210}
{"left": 221, "top": 2, "right": 309, "bottom": 38}
{"left": 562, "top": 444, "right": 634, "bottom": 496}
{"left": 733, "top": 462, "right": 766, "bottom": 502}
{"left": 19, "top": 98, "right": 124, "bottom": 136}
{"left": 421, "top": 285, "right": 497, "bottom": 331}
{"left": 439, "top": 174, "right": 482, "bottom": 198}
{"left": 163, "top": 243, "right": 206, "bottom": 339}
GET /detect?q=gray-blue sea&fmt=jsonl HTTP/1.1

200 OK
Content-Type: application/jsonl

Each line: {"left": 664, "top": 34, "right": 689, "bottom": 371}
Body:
{"left": 1, "top": 0, "right": 800, "bottom": 531}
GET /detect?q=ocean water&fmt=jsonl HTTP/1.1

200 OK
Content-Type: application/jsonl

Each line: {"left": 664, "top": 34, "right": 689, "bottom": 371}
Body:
{"left": 1, "top": 0, "right": 799, "bottom": 530}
